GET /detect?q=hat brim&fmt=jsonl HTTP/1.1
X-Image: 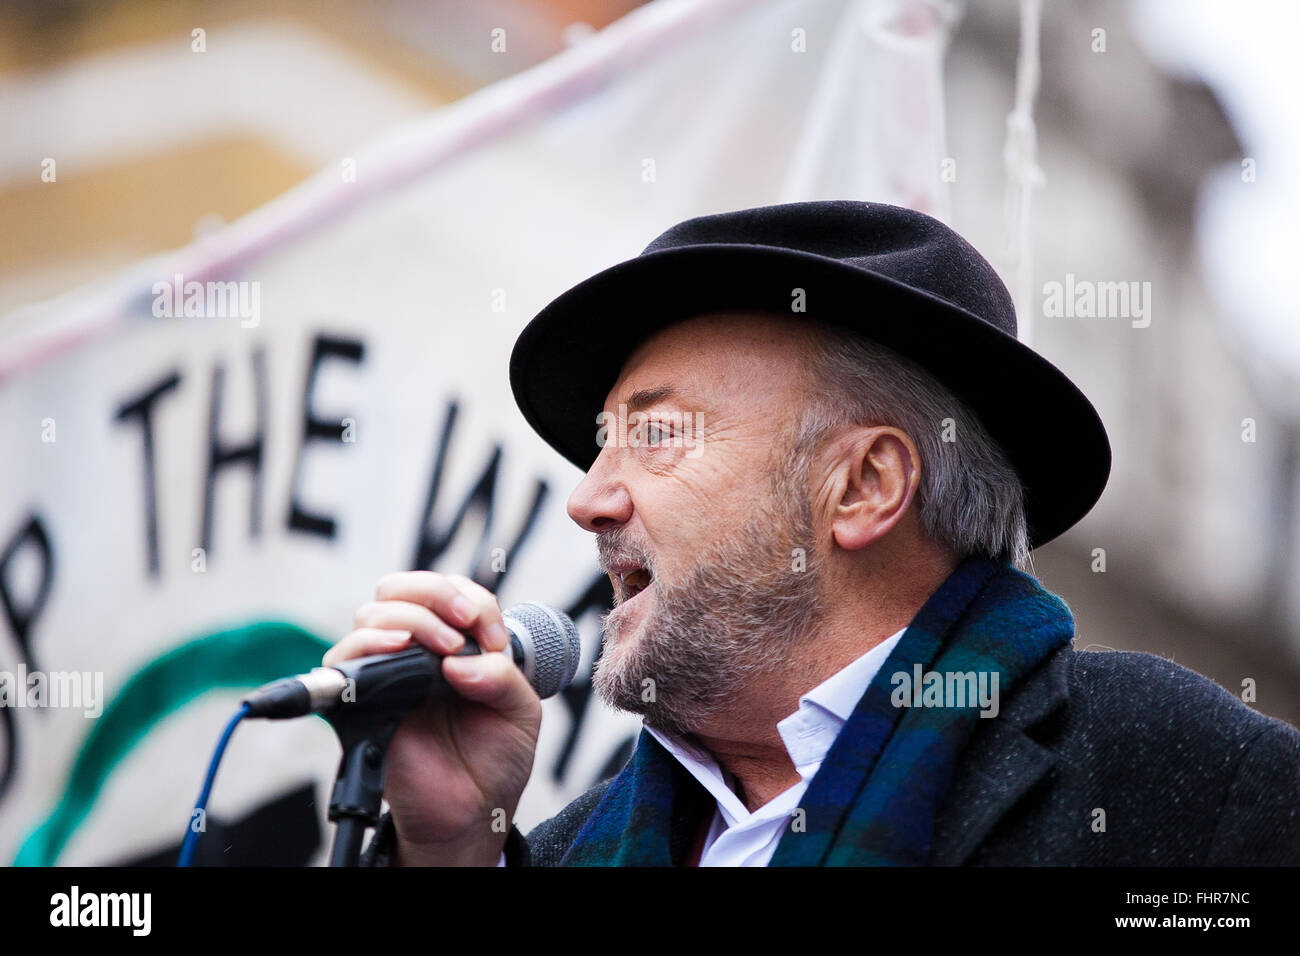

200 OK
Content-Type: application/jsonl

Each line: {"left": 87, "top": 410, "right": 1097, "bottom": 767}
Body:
{"left": 509, "top": 244, "right": 1110, "bottom": 549}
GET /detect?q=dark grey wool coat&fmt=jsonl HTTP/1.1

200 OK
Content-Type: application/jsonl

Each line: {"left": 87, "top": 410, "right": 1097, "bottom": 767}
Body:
{"left": 363, "top": 646, "right": 1300, "bottom": 866}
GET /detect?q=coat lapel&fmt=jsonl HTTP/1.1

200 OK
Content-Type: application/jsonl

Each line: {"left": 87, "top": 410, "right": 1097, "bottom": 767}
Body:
{"left": 770, "top": 557, "right": 1075, "bottom": 866}
{"left": 928, "top": 645, "right": 1071, "bottom": 865}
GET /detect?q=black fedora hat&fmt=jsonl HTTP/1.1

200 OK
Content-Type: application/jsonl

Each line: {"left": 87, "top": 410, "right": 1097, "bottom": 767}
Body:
{"left": 509, "top": 200, "right": 1110, "bottom": 549}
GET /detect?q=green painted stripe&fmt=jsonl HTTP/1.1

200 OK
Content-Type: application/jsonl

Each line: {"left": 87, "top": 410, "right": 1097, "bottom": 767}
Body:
{"left": 14, "top": 620, "right": 331, "bottom": 866}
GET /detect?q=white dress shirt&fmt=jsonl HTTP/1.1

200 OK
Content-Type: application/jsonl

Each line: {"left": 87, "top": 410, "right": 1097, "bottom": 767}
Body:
{"left": 497, "top": 626, "right": 906, "bottom": 866}
{"left": 643, "top": 626, "right": 906, "bottom": 866}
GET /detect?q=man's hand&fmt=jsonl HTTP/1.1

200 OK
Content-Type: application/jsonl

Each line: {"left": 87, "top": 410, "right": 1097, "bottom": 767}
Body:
{"left": 324, "top": 572, "right": 541, "bottom": 866}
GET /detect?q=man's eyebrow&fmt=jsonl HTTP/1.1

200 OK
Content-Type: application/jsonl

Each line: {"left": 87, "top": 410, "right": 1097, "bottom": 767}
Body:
{"left": 619, "top": 385, "right": 681, "bottom": 413}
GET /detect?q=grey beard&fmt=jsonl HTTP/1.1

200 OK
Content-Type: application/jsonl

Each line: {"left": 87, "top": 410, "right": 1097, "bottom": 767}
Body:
{"left": 592, "top": 478, "right": 822, "bottom": 737}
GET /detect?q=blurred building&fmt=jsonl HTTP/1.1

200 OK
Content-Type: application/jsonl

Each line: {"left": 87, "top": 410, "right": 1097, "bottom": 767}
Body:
{"left": 947, "top": 0, "right": 1300, "bottom": 726}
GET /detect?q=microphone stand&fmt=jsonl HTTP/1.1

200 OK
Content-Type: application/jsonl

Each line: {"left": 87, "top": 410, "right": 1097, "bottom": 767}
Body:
{"left": 325, "top": 708, "right": 400, "bottom": 867}
{"left": 321, "top": 643, "right": 482, "bottom": 866}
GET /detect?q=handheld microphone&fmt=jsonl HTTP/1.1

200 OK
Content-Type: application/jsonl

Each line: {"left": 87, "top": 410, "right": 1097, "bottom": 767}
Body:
{"left": 242, "top": 601, "right": 581, "bottom": 720}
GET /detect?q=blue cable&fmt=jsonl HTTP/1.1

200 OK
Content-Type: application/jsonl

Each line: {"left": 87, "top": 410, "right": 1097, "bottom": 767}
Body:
{"left": 177, "top": 703, "right": 251, "bottom": 867}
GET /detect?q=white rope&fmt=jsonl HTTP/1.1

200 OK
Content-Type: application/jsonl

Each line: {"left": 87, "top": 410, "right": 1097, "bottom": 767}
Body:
{"left": 1002, "top": 0, "right": 1044, "bottom": 346}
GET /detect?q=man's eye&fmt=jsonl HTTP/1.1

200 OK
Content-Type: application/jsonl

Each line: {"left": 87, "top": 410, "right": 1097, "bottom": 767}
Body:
{"left": 626, "top": 416, "right": 679, "bottom": 452}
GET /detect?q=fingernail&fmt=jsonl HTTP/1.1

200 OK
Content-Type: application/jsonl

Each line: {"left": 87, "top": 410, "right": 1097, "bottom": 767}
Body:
{"left": 491, "top": 622, "right": 511, "bottom": 651}
{"left": 445, "top": 655, "right": 480, "bottom": 682}
{"left": 451, "top": 594, "right": 475, "bottom": 624}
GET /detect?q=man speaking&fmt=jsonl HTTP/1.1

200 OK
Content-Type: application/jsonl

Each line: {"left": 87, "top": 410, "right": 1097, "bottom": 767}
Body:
{"left": 326, "top": 201, "right": 1300, "bottom": 866}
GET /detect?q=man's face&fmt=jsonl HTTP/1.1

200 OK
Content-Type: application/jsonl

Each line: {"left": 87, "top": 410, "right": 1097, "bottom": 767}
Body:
{"left": 566, "top": 313, "right": 826, "bottom": 736}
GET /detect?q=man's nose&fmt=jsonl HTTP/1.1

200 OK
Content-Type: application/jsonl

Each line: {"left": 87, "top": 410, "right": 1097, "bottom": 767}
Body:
{"left": 567, "top": 449, "right": 633, "bottom": 532}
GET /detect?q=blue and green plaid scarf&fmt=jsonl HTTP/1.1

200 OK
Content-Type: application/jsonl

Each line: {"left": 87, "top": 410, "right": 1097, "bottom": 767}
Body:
{"left": 560, "top": 556, "right": 1074, "bottom": 866}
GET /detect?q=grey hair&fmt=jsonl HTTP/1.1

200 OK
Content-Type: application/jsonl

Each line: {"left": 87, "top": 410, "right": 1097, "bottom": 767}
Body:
{"left": 790, "top": 325, "right": 1031, "bottom": 569}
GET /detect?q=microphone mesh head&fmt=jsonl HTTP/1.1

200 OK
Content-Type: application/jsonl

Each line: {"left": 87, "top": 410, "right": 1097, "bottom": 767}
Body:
{"left": 503, "top": 602, "right": 581, "bottom": 698}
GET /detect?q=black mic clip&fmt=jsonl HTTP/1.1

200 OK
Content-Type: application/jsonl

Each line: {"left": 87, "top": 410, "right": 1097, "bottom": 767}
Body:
{"left": 322, "top": 643, "right": 486, "bottom": 867}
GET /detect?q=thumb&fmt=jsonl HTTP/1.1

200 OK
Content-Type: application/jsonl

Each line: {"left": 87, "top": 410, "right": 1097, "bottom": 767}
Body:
{"left": 441, "top": 651, "right": 540, "bottom": 724}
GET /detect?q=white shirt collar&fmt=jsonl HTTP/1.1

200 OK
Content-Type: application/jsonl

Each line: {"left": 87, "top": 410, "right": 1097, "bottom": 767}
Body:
{"left": 644, "top": 626, "right": 907, "bottom": 824}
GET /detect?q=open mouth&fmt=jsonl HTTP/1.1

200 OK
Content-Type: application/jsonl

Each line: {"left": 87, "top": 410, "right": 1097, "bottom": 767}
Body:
{"left": 617, "top": 566, "right": 653, "bottom": 603}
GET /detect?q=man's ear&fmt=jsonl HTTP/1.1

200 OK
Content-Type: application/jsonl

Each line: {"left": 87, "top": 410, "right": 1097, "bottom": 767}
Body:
{"left": 829, "top": 426, "right": 922, "bottom": 552}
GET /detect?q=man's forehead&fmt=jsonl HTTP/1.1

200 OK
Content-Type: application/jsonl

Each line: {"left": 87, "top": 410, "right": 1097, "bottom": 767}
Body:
{"left": 603, "top": 312, "right": 816, "bottom": 411}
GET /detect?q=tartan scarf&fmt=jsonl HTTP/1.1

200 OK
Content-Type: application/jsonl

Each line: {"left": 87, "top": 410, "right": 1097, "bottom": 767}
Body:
{"left": 559, "top": 556, "right": 1074, "bottom": 866}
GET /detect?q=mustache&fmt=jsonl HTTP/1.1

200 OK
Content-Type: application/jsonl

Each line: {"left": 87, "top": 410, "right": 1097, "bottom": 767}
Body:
{"left": 596, "top": 528, "right": 655, "bottom": 577}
